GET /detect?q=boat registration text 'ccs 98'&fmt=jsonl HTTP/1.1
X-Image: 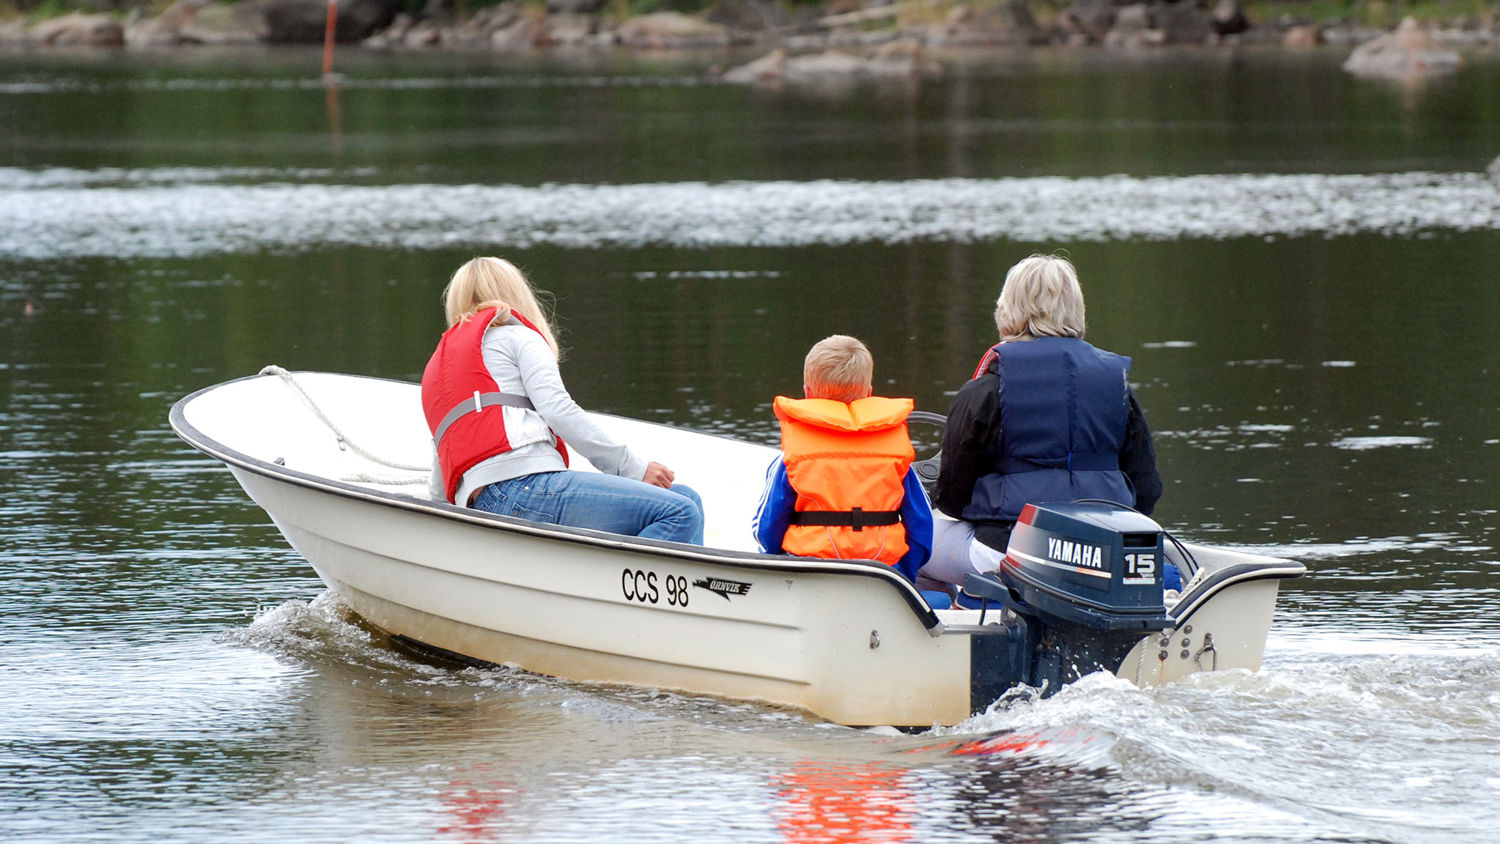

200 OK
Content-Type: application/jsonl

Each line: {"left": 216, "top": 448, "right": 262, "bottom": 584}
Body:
{"left": 622, "top": 568, "right": 690, "bottom": 607}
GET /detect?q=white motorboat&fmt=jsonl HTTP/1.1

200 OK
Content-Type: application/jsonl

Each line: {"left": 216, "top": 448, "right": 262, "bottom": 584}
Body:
{"left": 170, "top": 369, "right": 1305, "bottom": 728}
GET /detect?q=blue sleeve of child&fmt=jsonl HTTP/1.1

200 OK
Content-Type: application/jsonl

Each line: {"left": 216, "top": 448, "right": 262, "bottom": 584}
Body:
{"left": 895, "top": 469, "right": 934, "bottom": 582}
{"left": 752, "top": 457, "right": 795, "bottom": 554}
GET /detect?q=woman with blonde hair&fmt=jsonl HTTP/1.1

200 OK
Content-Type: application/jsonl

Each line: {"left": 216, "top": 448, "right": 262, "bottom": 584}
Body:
{"left": 920, "top": 254, "right": 1162, "bottom": 591}
{"left": 421, "top": 257, "right": 703, "bottom": 544}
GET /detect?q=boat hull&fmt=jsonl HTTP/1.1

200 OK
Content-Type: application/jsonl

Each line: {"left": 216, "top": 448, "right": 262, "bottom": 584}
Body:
{"left": 231, "top": 464, "right": 976, "bottom": 726}
{"left": 1117, "top": 544, "right": 1300, "bottom": 686}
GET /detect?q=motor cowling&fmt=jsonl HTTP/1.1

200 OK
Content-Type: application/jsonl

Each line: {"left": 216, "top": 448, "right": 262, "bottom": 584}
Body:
{"left": 966, "top": 501, "right": 1173, "bottom": 704}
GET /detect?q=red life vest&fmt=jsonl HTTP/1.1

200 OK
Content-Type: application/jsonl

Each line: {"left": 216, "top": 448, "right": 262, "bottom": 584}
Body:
{"left": 971, "top": 345, "right": 1001, "bottom": 380}
{"left": 421, "top": 307, "right": 568, "bottom": 504}
{"left": 775, "top": 395, "right": 915, "bottom": 565}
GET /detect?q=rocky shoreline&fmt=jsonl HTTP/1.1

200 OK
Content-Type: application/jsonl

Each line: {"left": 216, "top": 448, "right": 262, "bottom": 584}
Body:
{"left": 3, "top": 0, "right": 1496, "bottom": 77}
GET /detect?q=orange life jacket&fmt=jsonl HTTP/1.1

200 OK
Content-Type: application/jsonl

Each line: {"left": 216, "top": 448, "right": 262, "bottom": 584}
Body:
{"left": 775, "top": 395, "right": 915, "bottom": 564}
{"left": 421, "top": 307, "right": 568, "bottom": 504}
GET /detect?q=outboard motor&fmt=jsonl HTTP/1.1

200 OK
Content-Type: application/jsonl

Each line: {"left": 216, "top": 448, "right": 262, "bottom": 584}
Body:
{"left": 965, "top": 501, "right": 1173, "bottom": 709}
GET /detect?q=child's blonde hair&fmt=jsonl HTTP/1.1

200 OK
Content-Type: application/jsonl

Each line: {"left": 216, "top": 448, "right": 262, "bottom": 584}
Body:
{"left": 441, "top": 256, "right": 559, "bottom": 356}
{"left": 803, "top": 335, "right": 873, "bottom": 403}
{"left": 993, "top": 253, "right": 1087, "bottom": 343}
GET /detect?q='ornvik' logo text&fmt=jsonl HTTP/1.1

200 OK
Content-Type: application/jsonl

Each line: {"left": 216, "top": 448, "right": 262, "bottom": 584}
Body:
{"left": 1047, "top": 538, "right": 1105, "bottom": 570}
{"left": 694, "top": 577, "right": 752, "bottom": 601}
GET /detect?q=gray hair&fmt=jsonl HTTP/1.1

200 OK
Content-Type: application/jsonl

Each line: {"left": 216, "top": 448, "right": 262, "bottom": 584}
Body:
{"left": 993, "top": 254, "right": 1086, "bottom": 342}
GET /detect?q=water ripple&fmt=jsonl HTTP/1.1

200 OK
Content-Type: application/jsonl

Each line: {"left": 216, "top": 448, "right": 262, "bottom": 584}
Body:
{"left": 3, "top": 169, "right": 1499, "bottom": 258}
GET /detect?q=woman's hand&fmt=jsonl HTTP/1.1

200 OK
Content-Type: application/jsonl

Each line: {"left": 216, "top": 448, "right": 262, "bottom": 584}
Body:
{"left": 642, "top": 461, "right": 676, "bottom": 489}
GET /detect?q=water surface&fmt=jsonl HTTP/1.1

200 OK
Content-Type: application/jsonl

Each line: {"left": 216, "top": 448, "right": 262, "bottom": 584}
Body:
{"left": 2, "top": 46, "right": 1498, "bottom": 843}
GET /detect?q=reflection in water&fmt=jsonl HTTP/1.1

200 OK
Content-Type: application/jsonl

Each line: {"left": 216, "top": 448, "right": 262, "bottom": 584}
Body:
{"left": 954, "top": 757, "right": 1160, "bottom": 843}
{"left": 324, "top": 78, "right": 344, "bottom": 159}
{"left": 773, "top": 762, "right": 913, "bottom": 844}
{"left": 437, "top": 764, "right": 512, "bottom": 844}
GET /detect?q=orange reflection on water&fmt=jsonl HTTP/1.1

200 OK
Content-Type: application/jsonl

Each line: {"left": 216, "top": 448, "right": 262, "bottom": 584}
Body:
{"left": 323, "top": 77, "right": 343, "bottom": 159}
{"left": 435, "top": 762, "right": 512, "bottom": 844}
{"left": 773, "top": 761, "right": 914, "bottom": 844}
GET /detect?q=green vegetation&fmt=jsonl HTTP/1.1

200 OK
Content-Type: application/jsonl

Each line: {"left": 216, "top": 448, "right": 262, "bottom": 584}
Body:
{"left": 1245, "top": 0, "right": 1496, "bottom": 27}
{"left": 11, "top": 0, "right": 71, "bottom": 24}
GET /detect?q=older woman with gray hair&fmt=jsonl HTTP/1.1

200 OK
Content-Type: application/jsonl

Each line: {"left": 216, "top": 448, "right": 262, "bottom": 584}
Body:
{"left": 920, "top": 254, "right": 1163, "bottom": 592}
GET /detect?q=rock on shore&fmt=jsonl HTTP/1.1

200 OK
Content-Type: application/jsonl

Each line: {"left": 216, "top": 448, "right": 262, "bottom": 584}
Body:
{"left": 0, "top": 0, "right": 1495, "bottom": 71}
{"left": 19, "top": 12, "right": 125, "bottom": 46}
{"left": 1342, "top": 16, "right": 1462, "bottom": 78}
{"left": 723, "top": 38, "right": 941, "bottom": 84}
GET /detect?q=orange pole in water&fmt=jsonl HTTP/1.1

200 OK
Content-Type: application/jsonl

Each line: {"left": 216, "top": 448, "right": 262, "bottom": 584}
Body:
{"left": 322, "top": 0, "right": 339, "bottom": 77}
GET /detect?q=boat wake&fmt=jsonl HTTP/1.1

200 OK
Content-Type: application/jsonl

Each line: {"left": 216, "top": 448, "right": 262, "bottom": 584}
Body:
{"left": 4, "top": 167, "right": 1500, "bottom": 259}
{"left": 229, "top": 591, "right": 849, "bottom": 728}
{"left": 225, "top": 588, "right": 1500, "bottom": 841}
{"left": 224, "top": 591, "right": 443, "bottom": 681}
{"left": 930, "top": 636, "right": 1500, "bottom": 842}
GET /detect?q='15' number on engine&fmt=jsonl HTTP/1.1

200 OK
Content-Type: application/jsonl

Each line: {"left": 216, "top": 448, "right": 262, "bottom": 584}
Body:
{"left": 1123, "top": 552, "right": 1156, "bottom": 585}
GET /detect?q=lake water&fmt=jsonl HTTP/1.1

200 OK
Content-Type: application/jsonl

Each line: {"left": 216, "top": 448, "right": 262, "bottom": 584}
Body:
{"left": 3, "top": 44, "right": 1499, "bottom": 843}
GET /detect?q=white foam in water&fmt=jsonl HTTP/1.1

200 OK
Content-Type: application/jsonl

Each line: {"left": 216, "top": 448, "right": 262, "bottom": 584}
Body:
{"left": 0, "top": 166, "right": 362, "bottom": 190}
{"left": 3, "top": 168, "right": 1500, "bottom": 258}
{"left": 1330, "top": 435, "right": 1435, "bottom": 450}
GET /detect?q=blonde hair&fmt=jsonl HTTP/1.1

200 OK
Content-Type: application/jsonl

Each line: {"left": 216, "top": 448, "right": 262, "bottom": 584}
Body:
{"left": 441, "top": 256, "right": 558, "bottom": 356}
{"left": 993, "top": 253, "right": 1087, "bottom": 342}
{"left": 803, "top": 334, "right": 874, "bottom": 403}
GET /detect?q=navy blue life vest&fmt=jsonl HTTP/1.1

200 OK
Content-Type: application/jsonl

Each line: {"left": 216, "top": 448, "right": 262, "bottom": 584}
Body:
{"left": 963, "top": 337, "right": 1134, "bottom": 524}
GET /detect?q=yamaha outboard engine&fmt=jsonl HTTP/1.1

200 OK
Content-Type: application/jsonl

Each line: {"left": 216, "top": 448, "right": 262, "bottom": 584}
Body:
{"left": 965, "top": 501, "right": 1173, "bottom": 708}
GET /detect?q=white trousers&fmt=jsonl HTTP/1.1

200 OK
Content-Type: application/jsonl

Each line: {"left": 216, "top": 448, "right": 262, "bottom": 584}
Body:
{"left": 915, "top": 518, "right": 1005, "bottom": 592}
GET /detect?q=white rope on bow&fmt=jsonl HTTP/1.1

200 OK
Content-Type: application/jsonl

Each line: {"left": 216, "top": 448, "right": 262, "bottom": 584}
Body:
{"left": 259, "top": 365, "right": 430, "bottom": 476}
{"left": 340, "top": 472, "right": 430, "bottom": 487}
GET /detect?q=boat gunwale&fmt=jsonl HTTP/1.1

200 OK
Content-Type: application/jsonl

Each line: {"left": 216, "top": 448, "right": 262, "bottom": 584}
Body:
{"left": 1169, "top": 557, "right": 1306, "bottom": 627}
{"left": 168, "top": 372, "right": 945, "bottom": 631}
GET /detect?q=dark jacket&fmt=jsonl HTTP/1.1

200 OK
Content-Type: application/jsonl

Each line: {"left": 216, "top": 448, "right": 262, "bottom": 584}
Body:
{"left": 935, "top": 337, "right": 1162, "bottom": 552}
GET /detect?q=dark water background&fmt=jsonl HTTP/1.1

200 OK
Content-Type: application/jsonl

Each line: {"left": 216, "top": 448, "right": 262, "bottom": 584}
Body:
{"left": 2, "top": 45, "right": 1499, "bottom": 843}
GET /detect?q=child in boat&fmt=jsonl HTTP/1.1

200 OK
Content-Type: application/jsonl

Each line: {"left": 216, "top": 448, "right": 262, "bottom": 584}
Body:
{"left": 751, "top": 335, "right": 933, "bottom": 582}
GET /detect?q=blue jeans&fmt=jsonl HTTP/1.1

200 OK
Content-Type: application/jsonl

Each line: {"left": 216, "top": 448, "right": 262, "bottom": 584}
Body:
{"left": 473, "top": 471, "right": 704, "bottom": 545}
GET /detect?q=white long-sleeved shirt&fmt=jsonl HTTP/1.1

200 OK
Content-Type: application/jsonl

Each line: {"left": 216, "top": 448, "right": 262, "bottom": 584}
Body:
{"left": 429, "top": 316, "right": 648, "bottom": 504}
